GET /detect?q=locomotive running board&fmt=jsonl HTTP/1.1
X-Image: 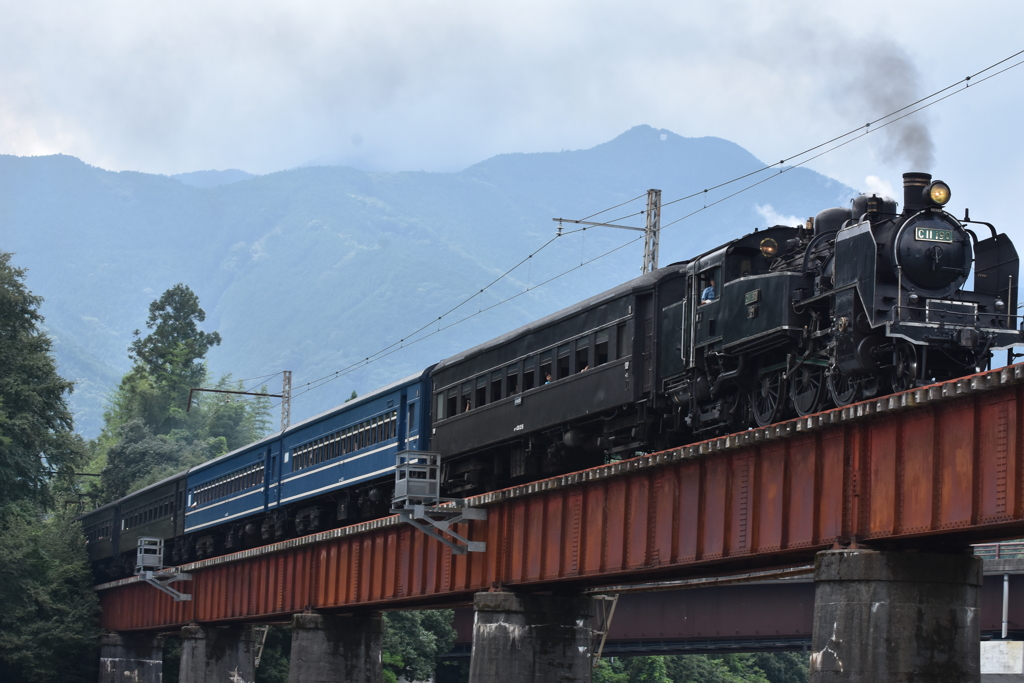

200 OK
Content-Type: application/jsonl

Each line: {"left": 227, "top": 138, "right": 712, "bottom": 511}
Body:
{"left": 392, "top": 502, "right": 487, "bottom": 554}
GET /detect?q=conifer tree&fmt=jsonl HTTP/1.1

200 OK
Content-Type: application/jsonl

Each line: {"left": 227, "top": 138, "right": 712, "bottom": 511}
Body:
{"left": 0, "top": 251, "right": 84, "bottom": 506}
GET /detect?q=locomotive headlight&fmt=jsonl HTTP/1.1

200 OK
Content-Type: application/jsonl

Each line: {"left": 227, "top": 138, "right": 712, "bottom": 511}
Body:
{"left": 759, "top": 237, "right": 778, "bottom": 258}
{"left": 995, "top": 299, "right": 1006, "bottom": 312}
{"left": 925, "top": 180, "right": 951, "bottom": 206}
{"left": 908, "top": 293, "right": 920, "bottom": 306}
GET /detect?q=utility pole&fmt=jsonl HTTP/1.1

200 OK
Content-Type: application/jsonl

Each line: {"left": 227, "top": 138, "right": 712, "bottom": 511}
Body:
{"left": 187, "top": 370, "right": 293, "bottom": 432}
{"left": 642, "top": 189, "right": 661, "bottom": 274}
{"left": 280, "top": 370, "right": 292, "bottom": 431}
{"left": 552, "top": 188, "right": 662, "bottom": 275}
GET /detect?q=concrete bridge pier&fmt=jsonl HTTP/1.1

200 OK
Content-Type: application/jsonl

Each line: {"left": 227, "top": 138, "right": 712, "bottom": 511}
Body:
{"left": 98, "top": 632, "right": 162, "bottom": 683}
{"left": 809, "top": 549, "right": 982, "bottom": 683}
{"left": 179, "top": 624, "right": 258, "bottom": 683}
{"left": 468, "top": 591, "right": 595, "bottom": 683}
{"left": 287, "top": 612, "right": 383, "bottom": 683}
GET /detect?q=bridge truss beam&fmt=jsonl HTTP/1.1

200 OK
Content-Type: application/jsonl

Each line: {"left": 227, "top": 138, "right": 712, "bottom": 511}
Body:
{"left": 97, "top": 365, "right": 1024, "bottom": 632}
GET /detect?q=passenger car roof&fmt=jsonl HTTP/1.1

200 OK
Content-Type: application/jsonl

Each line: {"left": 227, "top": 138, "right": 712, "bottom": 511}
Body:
{"left": 433, "top": 265, "right": 685, "bottom": 373}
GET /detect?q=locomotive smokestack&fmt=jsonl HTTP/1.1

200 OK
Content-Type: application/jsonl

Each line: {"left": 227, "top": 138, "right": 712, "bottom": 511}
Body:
{"left": 903, "top": 172, "right": 932, "bottom": 213}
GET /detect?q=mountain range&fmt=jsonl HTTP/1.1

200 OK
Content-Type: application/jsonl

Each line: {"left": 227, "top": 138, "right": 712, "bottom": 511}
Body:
{"left": 0, "top": 125, "right": 855, "bottom": 437}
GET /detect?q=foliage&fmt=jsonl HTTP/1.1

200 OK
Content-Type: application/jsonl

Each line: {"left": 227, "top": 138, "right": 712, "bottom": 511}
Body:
{"left": 595, "top": 653, "right": 802, "bottom": 683}
{"left": 628, "top": 656, "right": 672, "bottom": 683}
{"left": 108, "top": 283, "right": 221, "bottom": 437}
{"left": 749, "top": 652, "right": 809, "bottom": 683}
{"left": 594, "top": 658, "right": 631, "bottom": 683}
{"left": 201, "top": 375, "right": 274, "bottom": 452}
{"left": 91, "top": 284, "right": 270, "bottom": 503}
{"left": 595, "top": 657, "right": 672, "bottom": 683}
{"left": 665, "top": 654, "right": 770, "bottom": 683}
{"left": 129, "top": 283, "right": 222, "bottom": 392}
{"left": 382, "top": 610, "right": 457, "bottom": 683}
{"left": 0, "top": 252, "right": 85, "bottom": 507}
{"left": 99, "top": 419, "right": 191, "bottom": 501}
{"left": 0, "top": 503, "right": 100, "bottom": 683}
{"left": 254, "top": 626, "right": 291, "bottom": 683}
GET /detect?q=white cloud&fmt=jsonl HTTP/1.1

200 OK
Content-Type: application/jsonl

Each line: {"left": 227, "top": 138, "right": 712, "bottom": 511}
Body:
{"left": 755, "top": 204, "right": 802, "bottom": 228}
{"left": 864, "top": 175, "right": 897, "bottom": 200}
{"left": 0, "top": 0, "right": 1020, "bottom": 240}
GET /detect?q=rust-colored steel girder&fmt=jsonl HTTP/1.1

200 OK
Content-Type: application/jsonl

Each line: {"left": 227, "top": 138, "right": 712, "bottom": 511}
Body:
{"left": 97, "top": 365, "right": 1024, "bottom": 632}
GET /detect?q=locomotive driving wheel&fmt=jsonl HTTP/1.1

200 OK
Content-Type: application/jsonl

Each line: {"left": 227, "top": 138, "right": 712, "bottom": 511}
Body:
{"left": 891, "top": 341, "right": 918, "bottom": 392}
{"left": 790, "top": 362, "right": 826, "bottom": 417}
{"left": 752, "top": 360, "right": 787, "bottom": 427}
{"left": 826, "top": 368, "right": 858, "bottom": 407}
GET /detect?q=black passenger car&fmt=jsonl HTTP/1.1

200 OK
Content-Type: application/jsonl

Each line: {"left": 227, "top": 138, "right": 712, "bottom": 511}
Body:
{"left": 432, "top": 268, "right": 688, "bottom": 493}
{"left": 79, "top": 472, "right": 187, "bottom": 578}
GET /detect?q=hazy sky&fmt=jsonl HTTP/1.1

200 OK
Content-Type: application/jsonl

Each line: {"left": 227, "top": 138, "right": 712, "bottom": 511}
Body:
{"left": 2, "top": 0, "right": 1022, "bottom": 226}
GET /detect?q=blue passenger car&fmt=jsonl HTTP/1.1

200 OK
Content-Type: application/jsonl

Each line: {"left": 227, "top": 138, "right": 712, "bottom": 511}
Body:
{"left": 179, "top": 368, "right": 433, "bottom": 560}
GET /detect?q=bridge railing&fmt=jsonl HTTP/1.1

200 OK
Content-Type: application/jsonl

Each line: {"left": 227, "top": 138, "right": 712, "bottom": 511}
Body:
{"left": 974, "top": 541, "right": 1024, "bottom": 560}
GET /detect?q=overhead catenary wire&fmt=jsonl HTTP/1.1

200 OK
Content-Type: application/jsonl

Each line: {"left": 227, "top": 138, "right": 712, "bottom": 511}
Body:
{"left": 657, "top": 52, "right": 1024, "bottom": 232}
{"left": 267, "top": 234, "right": 645, "bottom": 411}
{"left": 558, "top": 47, "right": 1024, "bottom": 232}
{"left": 266, "top": 47, "right": 1024, "bottom": 407}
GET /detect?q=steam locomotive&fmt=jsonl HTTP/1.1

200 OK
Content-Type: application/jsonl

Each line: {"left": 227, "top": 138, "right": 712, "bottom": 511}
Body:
{"left": 81, "top": 171, "right": 1023, "bottom": 577}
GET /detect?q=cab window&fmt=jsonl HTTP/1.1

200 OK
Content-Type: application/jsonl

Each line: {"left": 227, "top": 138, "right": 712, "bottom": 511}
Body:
{"left": 699, "top": 268, "right": 719, "bottom": 304}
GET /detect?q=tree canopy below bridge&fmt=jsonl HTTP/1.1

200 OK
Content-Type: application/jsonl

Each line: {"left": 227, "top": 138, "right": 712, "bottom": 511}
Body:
{"left": 0, "top": 251, "right": 98, "bottom": 683}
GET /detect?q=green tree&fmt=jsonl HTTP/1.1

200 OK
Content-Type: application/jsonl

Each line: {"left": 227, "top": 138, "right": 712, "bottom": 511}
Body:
{"left": 663, "top": 653, "right": 772, "bottom": 683}
{"left": 0, "top": 505, "right": 100, "bottom": 683}
{"left": 593, "top": 658, "right": 630, "bottom": 683}
{"left": 109, "top": 283, "right": 221, "bottom": 436}
{"left": 99, "top": 420, "right": 192, "bottom": 501}
{"left": 199, "top": 375, "right": 274, "bottom": 452}
{"left": 0, "top": 505, "right": 99, "bottom": 683}
{"left": 92, "top": 284, "right": 271, "bottom": 502}
{"left": 0, "top": 252, "right": 85, "bottom": 507}
{"left": 253, "top": 626, "right": 292, "bottom": 683}
{"left": 625, "top": 656, "right": 671, "bottom": 683}
{"left": 129, "top": 283, "right": 221, "bottom": 387}
{"left": 382, "top": 610, "right": 457, "bottom": 683}
{"left": 749, "top": 652, "right": 808, "bottom": 683}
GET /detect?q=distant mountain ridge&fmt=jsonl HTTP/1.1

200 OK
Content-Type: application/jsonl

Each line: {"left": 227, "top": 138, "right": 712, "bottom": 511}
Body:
{"left": 0, "top": 126, "right": 854, "bottom": 437}
{"left": 172, "top": 169, "right": 256, "bottom": 188}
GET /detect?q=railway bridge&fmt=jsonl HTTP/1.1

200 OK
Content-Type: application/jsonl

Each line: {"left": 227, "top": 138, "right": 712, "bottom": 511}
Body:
{"left": 97, "top": 364, "right": 1024, "bottom": 682}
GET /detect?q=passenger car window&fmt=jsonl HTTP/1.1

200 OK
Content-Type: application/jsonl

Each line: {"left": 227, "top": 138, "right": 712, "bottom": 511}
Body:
{"left": 557, "top": 344, "right": 571, "bottom": 379}
{"left": 575, "top": 337, "right": 590, "bottom": 372}
{"left": 540, "top": 351, "right": 553, "bottom": 385}
{"left": 446, "top": 390, "right": 457, "bottom": 419}
{"left": 596, "top": 330, "right": 609, "bottom": 366}
{"left": 507, "top": 364, "right": 520, "bottom": 395}
{"left": 475, "top": 377, "right": 487, "bottom": 408}
{"left": 522, "top": 358, "right": 535, "bottom": 391}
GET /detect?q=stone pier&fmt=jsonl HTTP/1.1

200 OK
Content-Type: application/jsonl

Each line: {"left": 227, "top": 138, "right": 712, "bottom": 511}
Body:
{"left": 179, "top": 624, "right": 258, "bottom": 683}
{"left": 288, "top": 612, "right": 383, "bottom": 683}
{"left": 809, "top": 549, "right": 982, "bottom": 683}
{"left": 468, "top": 591, "right": 594, "bottom": 683}
{"left": 98, "top": 633, "right": 162, "bottom": 683}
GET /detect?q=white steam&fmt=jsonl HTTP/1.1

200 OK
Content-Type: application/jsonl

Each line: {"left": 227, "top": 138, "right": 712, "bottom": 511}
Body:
{"left": 756, "top": 204, "right": 803, "bottom": 228}
{"left": 863, "top": 175, "right": 896, "bottom": 200}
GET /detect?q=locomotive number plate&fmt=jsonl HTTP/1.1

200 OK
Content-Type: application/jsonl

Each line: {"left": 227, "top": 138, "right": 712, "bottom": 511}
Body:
{"left": 915, "top": 227, "right": 953, "bottom": 243}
